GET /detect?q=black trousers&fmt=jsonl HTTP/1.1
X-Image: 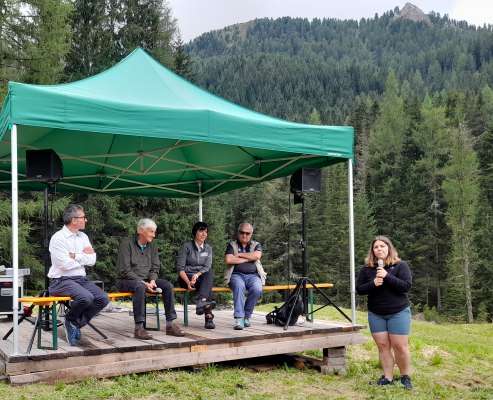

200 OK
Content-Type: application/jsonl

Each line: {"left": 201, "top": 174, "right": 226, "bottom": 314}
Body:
{"left": 49, "top": 276, "right": 109, "bottom": 328}
{"left": 118, "top": 278, "right": 177, "bottom": 323}
{"left": 178, "top": 269, "right": 214, "bottom": 303}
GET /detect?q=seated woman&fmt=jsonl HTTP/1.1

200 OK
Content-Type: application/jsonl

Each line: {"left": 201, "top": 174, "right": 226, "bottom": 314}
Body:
{"left": 176, "top": 221, "right": 216, "bottom": 329}
{"left": 356, "top": 235, "right": 413, "bottom": 390}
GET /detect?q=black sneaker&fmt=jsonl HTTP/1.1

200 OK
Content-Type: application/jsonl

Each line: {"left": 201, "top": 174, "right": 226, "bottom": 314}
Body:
{"left": 204, "top": 314, "right": 215, "bottom": 329}
{"left": 400, "top": 375, "right": 413, "bottom": 390}
{"left": 376, "top": 375, "right": 393, "bottom": 386}
{"left": 196, "top": 299, "right": 216, "bottom": 315}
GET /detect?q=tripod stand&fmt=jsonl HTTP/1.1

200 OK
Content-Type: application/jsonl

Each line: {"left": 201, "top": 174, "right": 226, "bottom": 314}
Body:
{"left": 272, "top": 276, "right": 352, "bottom": 330}
{"left": 276, "top": 191, "right": 351, "bottom": 330}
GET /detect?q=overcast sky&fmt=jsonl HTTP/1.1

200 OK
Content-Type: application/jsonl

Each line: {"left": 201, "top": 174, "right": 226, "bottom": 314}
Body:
{"left": 167, "top": 0, "right": 493, "bottom": 42}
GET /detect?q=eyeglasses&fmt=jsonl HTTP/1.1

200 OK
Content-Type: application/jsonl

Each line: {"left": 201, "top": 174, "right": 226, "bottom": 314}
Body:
{"left": 73, "top": 216, "right": 87, "bottom": 220}
{"left": 239, "top": 231, "right": 252, "bottom": 235}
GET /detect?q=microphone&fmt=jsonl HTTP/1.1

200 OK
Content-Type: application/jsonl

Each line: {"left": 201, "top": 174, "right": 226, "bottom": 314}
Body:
{"left": 377, "top": 259, "right": 384, "bottom": 269}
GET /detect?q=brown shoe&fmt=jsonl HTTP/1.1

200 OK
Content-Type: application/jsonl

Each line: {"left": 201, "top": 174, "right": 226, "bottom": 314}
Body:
{"left": 134, "top": 326, "right": 153, "bottom": 340}
{"left": 166, "top": 322, "right": 185, "bottom": 337}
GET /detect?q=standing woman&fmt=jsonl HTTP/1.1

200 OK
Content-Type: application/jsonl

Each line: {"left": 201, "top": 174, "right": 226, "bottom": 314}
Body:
{"left": 356, "top": 236, "right": 413, "bottom": 390}
{"left": 176, "top": 221, "right": 216, "bottom": 329}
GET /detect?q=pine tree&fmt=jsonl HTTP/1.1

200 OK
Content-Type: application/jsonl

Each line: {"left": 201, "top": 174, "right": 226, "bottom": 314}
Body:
{"left": 24, "top": 0, "right": 73, "bottom": 84}
{"left": 173, "top": 36, "right": 194, "bottom": 80}
{"left": 367, "top": 71, "right": 408, "bottom": 235}
{"left": 414, "top": 95, "right": 450, "bottom": 309}
{"left": 442, "top": 123, "right": 480, "bottom": 322}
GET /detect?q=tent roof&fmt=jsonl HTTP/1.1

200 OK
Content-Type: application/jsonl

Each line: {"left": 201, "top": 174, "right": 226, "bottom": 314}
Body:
{"left": 0, "top": 48, "right": 353, "bottom": 197}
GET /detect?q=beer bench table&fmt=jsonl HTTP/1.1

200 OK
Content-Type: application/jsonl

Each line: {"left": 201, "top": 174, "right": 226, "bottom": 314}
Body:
{"left": 8, "top": 292, "right": 162, "bottom": 353}
{"left": 8, "top": 283, "right": 333, "bottom": 353}
{"left": 176, "top": 283, "right": 334, "bottom": 326}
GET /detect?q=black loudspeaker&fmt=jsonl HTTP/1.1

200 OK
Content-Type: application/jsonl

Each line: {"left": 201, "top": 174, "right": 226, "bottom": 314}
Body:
{"left": 290, "top": 168, "right": 321, "bottom": 193}
{"left": 25, "top": 149, "right": 63, "bottom": 182}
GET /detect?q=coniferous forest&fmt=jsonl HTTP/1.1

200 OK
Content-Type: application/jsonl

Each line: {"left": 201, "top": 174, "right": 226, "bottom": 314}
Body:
{"left": 0, "top": 2, "right": 492, "bottom": 322}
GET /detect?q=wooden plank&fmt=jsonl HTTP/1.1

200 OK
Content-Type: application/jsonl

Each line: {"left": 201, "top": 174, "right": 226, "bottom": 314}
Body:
{"left": 8, "top": 331, "right": 363, "bottom": 385}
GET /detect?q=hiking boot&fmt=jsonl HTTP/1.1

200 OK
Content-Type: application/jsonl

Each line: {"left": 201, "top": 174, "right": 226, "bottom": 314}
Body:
{"left": 234, "top": 318, "right": 244, "bottom": 330}
{"left": 243, "top": 317, "right": 251, "bottom": 327}
{"left": 64, "top": 318, "right": 79, "bottom": 346}
{"left": 134, "top": 326, "right": 153, "bottom": 340}
{"left": 166, "top": 322, "right": 185, "bottom": 337}
{"left": 376, "top": 375, "right": 393, "bottom": 386}
{"left": 204, "top": 314, "right": 215, "bottom": 329}
{"left": 196, "top": 299, "right": 216, "bottom": 315}
{"left": 400, "top": 375, "right": 413, "bottom": 390}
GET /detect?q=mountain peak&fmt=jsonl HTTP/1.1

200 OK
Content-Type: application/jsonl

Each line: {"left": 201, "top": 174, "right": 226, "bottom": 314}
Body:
{"left": 396, "top": 3, "right": 432, "bottom": 25}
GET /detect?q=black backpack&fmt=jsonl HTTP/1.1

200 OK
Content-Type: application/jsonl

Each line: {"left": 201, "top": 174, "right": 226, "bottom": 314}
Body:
{"left": 266, "top": 295, "right": 304, "bottom": 326}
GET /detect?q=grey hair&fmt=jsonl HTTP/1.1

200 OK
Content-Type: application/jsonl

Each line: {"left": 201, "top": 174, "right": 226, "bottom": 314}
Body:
{"left": 237, "top": 222, "right": 253, "bottom": 233}
{"left": 137, "top": 218, "right": 157, "bottom": 231}
{"left": 63, "top": 204, "right": 84, "bottom": 225}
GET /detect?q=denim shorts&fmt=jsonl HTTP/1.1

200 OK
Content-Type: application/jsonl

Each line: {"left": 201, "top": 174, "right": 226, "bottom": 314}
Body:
{"left": 368, "top": 307, "right": 411, "bottom": 335}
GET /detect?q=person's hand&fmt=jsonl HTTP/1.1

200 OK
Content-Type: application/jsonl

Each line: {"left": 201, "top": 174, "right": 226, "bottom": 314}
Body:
{"left": 69, "top": 252, "right": 76, "bottom": 259}
{"left": 148, "top": 280, "right": 157, "bottom": 289}
{"left": 190, "top": 273, "right": 200, "bottom": 286}
{"left": 83, "top": 246, "right": 95, "bottom": 254}
{"left": 376, "top": 267, "right": 387, "bottom": 279}
{"left": 187, "top": 281, "right": 194, "bottom": 291}
{"left": 374, "top": 277, "right": 384, "bottom": 286}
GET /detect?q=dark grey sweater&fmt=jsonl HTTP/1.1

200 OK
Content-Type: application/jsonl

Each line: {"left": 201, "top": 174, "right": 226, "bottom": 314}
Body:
{"left": 176, "top": 240, "right": 212, "bottom": 274}
{"left": 117, "top": 236, "right": 160, "bottom": 281}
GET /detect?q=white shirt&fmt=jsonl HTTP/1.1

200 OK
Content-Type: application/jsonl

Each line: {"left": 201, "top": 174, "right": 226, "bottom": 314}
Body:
{"left": 47, "top": 225, "right": 97, "bottom": 278}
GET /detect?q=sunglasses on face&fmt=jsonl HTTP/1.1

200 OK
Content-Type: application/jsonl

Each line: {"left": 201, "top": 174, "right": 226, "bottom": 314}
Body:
{"left": 239, "top": 231, "right": 252, "bottom": 235}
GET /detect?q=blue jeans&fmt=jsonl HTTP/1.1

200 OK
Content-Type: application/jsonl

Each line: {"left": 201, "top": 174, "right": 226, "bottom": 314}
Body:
{"left": 229, "top": 273, "right": 262, "bottom": 319}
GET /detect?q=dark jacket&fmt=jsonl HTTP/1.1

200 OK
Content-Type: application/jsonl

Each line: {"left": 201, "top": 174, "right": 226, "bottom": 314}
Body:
{"left": 356, "top": 261, "right": 412, "bottom": 315}
{"left": 117, "top": 236, "right": 160, "bottom": 281}
{"left": 176, "top": 240, "right": 212, "bottom": 275}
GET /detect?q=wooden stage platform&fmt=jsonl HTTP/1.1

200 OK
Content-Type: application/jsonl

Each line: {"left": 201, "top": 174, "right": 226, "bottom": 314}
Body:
{"left": 0, "top": 305, "right": 365, "bottom": 385}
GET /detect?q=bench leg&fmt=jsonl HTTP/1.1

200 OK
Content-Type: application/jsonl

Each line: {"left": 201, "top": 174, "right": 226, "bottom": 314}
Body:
{"left": 27, "top": 311, "right": 40, "bottom": 354}
{"left": 307, "top": 289, "right": 314, "bottom": 322}
{"left": 320, "top": 346, "right": 347, "bottom": 375}
{"left": 144, "top": 295, "right": 160, "bottom": 331}
{"left": 52, "top": 303, "right": 58, "bottom": 350}
{"left": 155, "top": 295, "right": 160, "bottom": 331}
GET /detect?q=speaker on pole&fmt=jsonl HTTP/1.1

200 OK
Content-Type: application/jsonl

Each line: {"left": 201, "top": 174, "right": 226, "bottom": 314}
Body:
{"left": 25, "top": 149, "right": 63, "bottom": 182}
{"left": 289, "top": 168, "right": 321, "bottom": 194}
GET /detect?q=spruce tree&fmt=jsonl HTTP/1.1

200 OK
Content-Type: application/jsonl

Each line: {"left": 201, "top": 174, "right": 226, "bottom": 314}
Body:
{"left": 442, "top": 123, "right": 480, "bottom": 322}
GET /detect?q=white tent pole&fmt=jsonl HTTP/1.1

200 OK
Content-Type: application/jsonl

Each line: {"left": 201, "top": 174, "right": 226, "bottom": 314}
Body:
{"left": 348, "top": 158, "right": 356, "bottom": 324}
{"left": 11, "top": 124, "right": 20, "bottom": 355}
{"left": 198, "top": 181, "right": 203, "bottom": 222}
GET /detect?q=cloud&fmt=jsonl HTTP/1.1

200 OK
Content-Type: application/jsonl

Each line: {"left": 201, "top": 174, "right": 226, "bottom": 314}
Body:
{"left": 450, "top": 0, "right": 493, "bottom": 26}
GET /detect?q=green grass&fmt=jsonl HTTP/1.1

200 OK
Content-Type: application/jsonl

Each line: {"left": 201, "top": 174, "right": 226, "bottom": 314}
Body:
{"left": 0, "top": 304, "right": 491, "bottom": 399}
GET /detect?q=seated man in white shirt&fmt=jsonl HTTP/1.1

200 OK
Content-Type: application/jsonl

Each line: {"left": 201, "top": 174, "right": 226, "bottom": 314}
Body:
{"left": 48, "top": 204, "right": 109, "bottom": 346}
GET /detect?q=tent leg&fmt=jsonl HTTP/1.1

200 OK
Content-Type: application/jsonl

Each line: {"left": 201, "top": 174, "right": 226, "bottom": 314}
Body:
{"left": 198, "top": 181, "right": 203, "bottom": 222}
{"left": 198, "top": 197, "right": 203, "bottom": 222}
{"left": 348, "top": 159, "right": 356, "bottom": 324}
{"left": 11, "top": 124, "right": 20, "bottom": 355}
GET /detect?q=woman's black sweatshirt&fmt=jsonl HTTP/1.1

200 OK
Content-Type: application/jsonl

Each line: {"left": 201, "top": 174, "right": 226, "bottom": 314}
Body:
{"left": 356, "top": 261, "right": 412, "bottom": 315}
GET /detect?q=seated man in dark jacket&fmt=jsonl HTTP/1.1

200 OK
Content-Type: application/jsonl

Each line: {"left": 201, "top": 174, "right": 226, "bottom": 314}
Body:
{"left": 117, "top": 218, "right": 184, "bottom": 339}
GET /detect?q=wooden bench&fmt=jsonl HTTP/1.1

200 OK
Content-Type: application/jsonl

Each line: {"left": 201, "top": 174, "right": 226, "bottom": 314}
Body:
{"left": 12, "top": 292, "right": 161, "bottom": 353}
{"left": 174, "top": 283, "right": 334, "bottom": 326}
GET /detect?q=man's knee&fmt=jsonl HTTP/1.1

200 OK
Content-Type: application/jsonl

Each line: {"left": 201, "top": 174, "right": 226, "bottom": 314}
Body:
{"left": 251, "top": 286, "right": 263, "bottom": 298}
{"left": 157, "top": 279, "right": 173, "bottom": 292}
{"left": 97, "top": 292, "right": 109, "bottom": 307}
{"left": 133, "top": 282, "right": 146, "bottom": 298}
{"left": 76, "top": 292, "right": 94, "bottom": 306}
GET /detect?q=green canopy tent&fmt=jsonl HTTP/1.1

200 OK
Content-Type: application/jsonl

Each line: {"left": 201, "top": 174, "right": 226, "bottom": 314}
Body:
{"left": 0, "top": 48, "right": 356, "bottom": 355}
